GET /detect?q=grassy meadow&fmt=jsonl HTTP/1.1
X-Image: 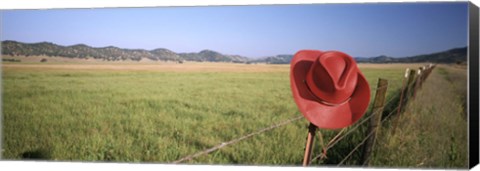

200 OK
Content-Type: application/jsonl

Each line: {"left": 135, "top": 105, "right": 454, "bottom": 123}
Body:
{"left": 372, "top": 64, "right": 468, "bottom": 169}
{"left": 1, "top": 62, "right": 466, "bottom": 167}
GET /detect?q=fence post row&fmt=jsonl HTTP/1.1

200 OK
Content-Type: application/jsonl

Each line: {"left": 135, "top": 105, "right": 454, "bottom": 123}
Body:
{"left": 330, "top": 64, "right": 435, "bottom": 165}
{"left": 360, "top": 78, "right": 389, "bottom": 166}
{"left": 171, "top": 64, "right": 437, "bottom": 165}
{"left": 413, "top": 64, "right": 437, "bottom": 98}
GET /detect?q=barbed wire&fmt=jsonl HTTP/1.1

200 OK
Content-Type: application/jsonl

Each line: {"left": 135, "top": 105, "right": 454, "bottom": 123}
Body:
{"left": 308, "top": 127, "right": 348, "bottom": 164}
{"left": 336, "top": 105, "right": 400, "bottom": 166}
{"left": 370, "top": 84, "right": 388, "bottom": 92}
{"left": 172, "top": 97, "right": 397, "bottom": 165}
{"left": 171, "top": 66, "right": 434, "bottom": 165}
{"left": 382, "top": 106, "right": 400, "bottom": 122}
{"left": 173, "top": 92, "right": 400, "bottom": 164}
{"left": 331, "top": 89, "right": 399, "bottom": 145}
{"left": 310, "top": 94, "right": 401, "bottom": 163}
{"left": 317, "top": 66, "right": 433, "bottom": 166}
{"left": 309, "top": 109, "right": 378, "bottom": 163}
{"left": 172, "top": 115, "right": 303, "bottom": 164}
{"left": 337, "top": 128, "right": 376, "bottom": 165}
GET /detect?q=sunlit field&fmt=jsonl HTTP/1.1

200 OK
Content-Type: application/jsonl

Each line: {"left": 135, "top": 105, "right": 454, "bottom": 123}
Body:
{"left": 3, "top": 62, "right": 465, "bottom": 167}
{"left": 373, "top": 65, "right": 468, "bottom": 168}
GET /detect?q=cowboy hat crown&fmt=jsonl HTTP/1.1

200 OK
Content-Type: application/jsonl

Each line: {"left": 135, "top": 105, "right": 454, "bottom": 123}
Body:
{"left": 290, "top": 50, "right": 370, "bottom": 129}
{"left": 305, "top": 51, "right": 358, "bottom": 105}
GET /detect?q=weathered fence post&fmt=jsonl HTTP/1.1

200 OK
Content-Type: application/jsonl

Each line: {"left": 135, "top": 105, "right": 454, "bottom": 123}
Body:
{"left": 404, "top": 69, "right": 417, "bottom": 102}
{"left": 421, "top": 66, "right": 428, "bottom": 84}
{"left": 418, "top": 66, "right": 426, "bottom": 88}
{"left": 424, "top": 64, "right": 435, "bottom": 79}
{"left": 361, "top": 78, "right": 388, "bottom": 166}
{"left": 412, "top": 67, "right": 423, "bottom": 98}
{"left": 391, "top": 68, "right": 410, "bottom": 136}
{"left": 302, "top": 123, "right": 317, "bottom": 166}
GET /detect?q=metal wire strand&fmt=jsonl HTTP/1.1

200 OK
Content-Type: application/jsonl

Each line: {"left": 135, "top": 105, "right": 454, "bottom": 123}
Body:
{"left": 309, "top": 110, "right": 377, "bottom": 163}
{"left": 309, "top": 127, "right": 347, "bottom": 164}
{"left": 313, "top": 66, "right": 433, "bottom": 166}
{"left": 369, "top": 84, "right": 388, "bottom": 92}
{"left": 337, "top": 130, "right": 376, "bottom": 165}
{"left": 171, "top": 115, "right": 303, "bottom": 164}
{"left": 173, "top": 66, "right": 432, "bottom": 165}
{"left": 336, "top": 105, "right": 399, "bottom": 166}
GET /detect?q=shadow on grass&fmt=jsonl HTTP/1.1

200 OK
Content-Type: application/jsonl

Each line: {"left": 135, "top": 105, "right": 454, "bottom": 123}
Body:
{"left": 21, "top": 149, "right": 51, "bottom": 160}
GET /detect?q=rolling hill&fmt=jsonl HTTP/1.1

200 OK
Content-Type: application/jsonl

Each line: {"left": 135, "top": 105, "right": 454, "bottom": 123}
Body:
{"left": 252, "top": 47, "right": 467, "bottom": 64}
{"left": 252, "top": 54, "right": 294, "bottom": 64}
{"left": 1, "top": 40, "right": 249, "bottom": 63}
{"left": 354, "top": 47, "right": 467, "bottom": 64}
{"left": 1, "top": 40, "right": 467, "bottom": 64}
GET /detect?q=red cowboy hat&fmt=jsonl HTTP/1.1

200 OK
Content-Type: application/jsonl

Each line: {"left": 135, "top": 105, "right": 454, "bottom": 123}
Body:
{"left": 290, "top": 50, "right": 370, "bottom": 129}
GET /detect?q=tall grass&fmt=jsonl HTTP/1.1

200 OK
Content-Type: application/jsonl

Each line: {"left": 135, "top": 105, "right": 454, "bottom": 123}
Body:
{"left": 2, "top": 63, "right": 422, "bottom": 165}
{"left": 372, "top": 65, "right": 468, "bottom": 169}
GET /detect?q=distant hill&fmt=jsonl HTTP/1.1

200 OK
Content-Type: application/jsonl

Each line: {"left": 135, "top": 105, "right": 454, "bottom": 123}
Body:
{"left": 354, "top": 47, "right": 467, "bottom": 64}
{"left": 354, "top": 55, "right": 397, "bottom": 63}
{"left": 252, "top": 54, "right": 294, "bottom": 64}
{"left": 178, "top": 50, "right": 247, "bottom": 63}
{"left": 1, "top": 40, "right": 467, "bottom": 64}
{"left": 1, "top": 40, "right": 249, "bottom": 63}
{"left": 251, "top": 47, "right": 467, "bottom": 64}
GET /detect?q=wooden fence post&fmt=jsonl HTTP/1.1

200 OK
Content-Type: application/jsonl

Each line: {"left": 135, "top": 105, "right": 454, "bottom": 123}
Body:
{"left": 404, "top": 69, "right": 417, "bottom": 102}
{"left": 424, "top": 64, "right": 435, "bottom": 79}
{"left": 421, "top": 66, "right": 428, "bottom": 83}
{"left": 360, "top": 78, "right": 388, "bottom": 166}
{"left": 391, "top": 68, "right": 410, "bottom": 136}
{"left": 412, "top": 67, "right": 423, "bottom": 98}
{"left": 302, "top": 123, "right": 317, "bottom": 166}
{"left": 418, "top": 66, "right": 426, "bottom": 88}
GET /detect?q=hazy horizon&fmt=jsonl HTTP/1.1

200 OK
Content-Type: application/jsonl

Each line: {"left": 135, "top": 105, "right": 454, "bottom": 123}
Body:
{"left": 1, "top": 39, "right": 467, "bottom": 59}
{"left": 1, "top": 2, "right": 469, "bottom": 58}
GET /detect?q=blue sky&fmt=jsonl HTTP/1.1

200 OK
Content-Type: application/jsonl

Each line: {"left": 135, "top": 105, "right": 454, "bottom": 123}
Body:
{"left": 1, "top": 2, "right": 468, "bottom": 58}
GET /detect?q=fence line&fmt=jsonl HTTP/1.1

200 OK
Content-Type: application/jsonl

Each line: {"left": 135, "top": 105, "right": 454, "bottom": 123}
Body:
{"left": 336, "top": 64, "right": 435, "bottom": 166}
{"left": 172, "top": 115, "right": 303, "bottom": 164}
{"left": 172, "top": 81, "right": 391, "bottom": 164}
{"left": 310, "top": 107, "right": 379, "bottom": 163}
{"left": 172, "top": 64, "right": 436, "bottom": 165}
{"left": 337, "top": 105, "right": 400, "bottom": 166}
{"left": 322, "top": 94, "right": 398, "bottom": 149}
{"left": 370, "top": 84, "right": 388, "bottom": 92}
{"left": 338, "top": 129, "right": 376, "bottom": 165}
{"left": 309, "top": 81, "right": 400, "bottom": 164}
{"left": 306, "top": 64, "right": 434, "bottom": 165}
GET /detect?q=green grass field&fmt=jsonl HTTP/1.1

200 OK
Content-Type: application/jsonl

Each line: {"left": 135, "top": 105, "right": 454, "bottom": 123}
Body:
{"left": 2, "top": 62, "right": 465, "bottom": 167}
{"left": 372, "top": 65, "right": 468, "bottom": 169}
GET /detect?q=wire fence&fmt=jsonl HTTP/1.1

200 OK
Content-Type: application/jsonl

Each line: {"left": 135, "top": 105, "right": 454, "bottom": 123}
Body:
{"left": 171, "top": 64, "right": 436, "bottom": 165}
{"left": 309, "top": 96, "right": 400, "bottom": 164}
{"left": 337, "top": 105, "right": 400, "bottom": 166}
{"left": 172, "top": 115, "right": 303, "bottom": 164}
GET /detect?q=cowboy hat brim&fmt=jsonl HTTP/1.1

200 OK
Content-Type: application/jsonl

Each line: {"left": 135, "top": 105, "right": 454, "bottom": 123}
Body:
{"left": 290, "top": 50, "right": 370, "bottom": 129}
